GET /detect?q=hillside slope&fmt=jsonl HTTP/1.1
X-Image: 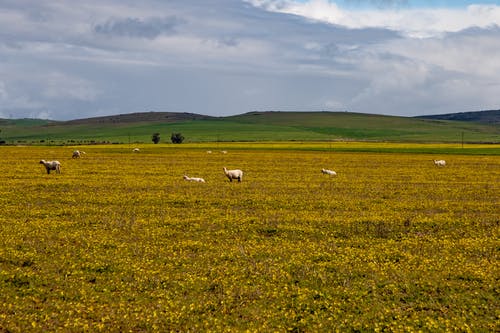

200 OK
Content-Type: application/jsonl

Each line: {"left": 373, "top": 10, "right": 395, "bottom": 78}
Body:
{"left": 0, "top": 111, "right": 498, "bottom": 144}
{"left": 416, "top": 110, "right": 500, "bottom": 124}
{"left": 63, "top": 112, "right": 214, "bottom": 125}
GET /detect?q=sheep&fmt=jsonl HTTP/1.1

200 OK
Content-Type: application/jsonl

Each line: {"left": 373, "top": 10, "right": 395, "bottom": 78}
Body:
{"left": 434, "top": 159, "right": 446, "bottom": 167}
{"left": 40, "top": 160, "right": 61, "bottom": 174}
{"left": 223, "top": 167, "right": 243, "bottom": 182}
{"left": 133, "top": 148, "right": 140, "bottom": 152}
{"left": 221, "top": 150, "right": 227, "bottom": 154}
{"left": 183, "top": 175, "right": 206, "bottom": 183}
{"left": 321, "top": 168, "right": 337, "bottom": 176}
{"left": 72, "top": 150, "right": 86, "bottom": 158}
{"left": 206, "top": 150, "right": 212, "bottom": 154}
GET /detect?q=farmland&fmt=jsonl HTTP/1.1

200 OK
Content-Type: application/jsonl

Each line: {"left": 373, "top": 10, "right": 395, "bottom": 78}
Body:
{"left": 0, "top": 143, "right": 499, "bottom": 332}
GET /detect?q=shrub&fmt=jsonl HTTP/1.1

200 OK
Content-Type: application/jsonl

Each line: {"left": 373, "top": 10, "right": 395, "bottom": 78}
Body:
{"left": 152, "top": 133, "right": 160, "bottom": 144}
{"left": 171, "top": 132, "right": 184, "bottom": 144}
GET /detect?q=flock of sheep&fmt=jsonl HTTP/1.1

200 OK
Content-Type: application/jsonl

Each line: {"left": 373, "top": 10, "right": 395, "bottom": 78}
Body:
{"left": 39, "top": 149, "right": 447, "bottom": 179}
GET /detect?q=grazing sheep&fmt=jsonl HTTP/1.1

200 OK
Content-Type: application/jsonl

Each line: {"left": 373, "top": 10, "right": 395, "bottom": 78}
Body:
{"left": 321, "top": 168, "right": 337, "bottom": 176}
{"left": 434, "top": 159, "right": 446, "bottom": 167}
{"left": 206, "top": 150, "right": 212, "bottom": 154}
{"left": 72, "top": 150, "right": 86, "bottom": 158}
{"left": 133, "top": 148, "right": 140, "bottom": 152}
{"left": 221, "top": 150, "right": 227, "bottom": 154}
{"left": 223, "top": 167, "right": 243, "bottom": 182}
{"left": 40, "top": 160, "right": 61, "bottom": 174}
{"left": 183, "top": 175, "right": 206, "bottom": 183}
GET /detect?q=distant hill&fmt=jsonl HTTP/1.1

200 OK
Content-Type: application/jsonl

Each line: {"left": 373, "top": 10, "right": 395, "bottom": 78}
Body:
{"left": 0, "top": 111, "right": 499, "bottom": 144}
{"left": 416, "top": 110, "right": 500, "bottom": 124}
{"left": 0, "top": 118, "right": 56, "bottom": 126}
{"left": 62, "top": 111, "right": 214, "bottom": 125}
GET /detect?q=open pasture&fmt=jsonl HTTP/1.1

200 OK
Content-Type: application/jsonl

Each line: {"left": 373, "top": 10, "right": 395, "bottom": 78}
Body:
{"left": 0, "top": 144, "right": 498, "bottom": 332}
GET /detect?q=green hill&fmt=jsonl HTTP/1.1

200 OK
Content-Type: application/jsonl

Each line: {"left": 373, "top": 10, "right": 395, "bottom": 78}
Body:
{"left": 0, "top": 111, "right": 498, "bottom": 144}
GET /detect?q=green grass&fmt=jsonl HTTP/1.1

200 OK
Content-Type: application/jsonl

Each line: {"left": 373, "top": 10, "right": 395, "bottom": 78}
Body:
{"left": 0, "top": 118, "right": 54, "bottom": 126}
{"left": 78, "top": 142, "right": 500, "bottom": 156}
{"left": 0, "top": 112, "right": 498, "bottom": 144}
{"left": 228, "top": 112, "right": 499, "bottom": 142}
{"left": 1, "top": 120, "right": 325, "bottom": 144}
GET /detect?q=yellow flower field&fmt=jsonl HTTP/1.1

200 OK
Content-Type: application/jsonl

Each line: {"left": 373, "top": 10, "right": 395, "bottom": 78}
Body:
{"left": 0, "top": 144, "right": 498, "bottom": 332}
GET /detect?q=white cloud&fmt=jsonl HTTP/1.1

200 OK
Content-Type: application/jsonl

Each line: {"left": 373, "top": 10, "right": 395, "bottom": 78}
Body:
{"left": 339, "top": 35, "right": 500, "bottom": 115}
{"left": 248, "top": 0, "right": 500, "bottom": 37}
{"left": 381, "top": 30, "right": 500, "bottom": 78}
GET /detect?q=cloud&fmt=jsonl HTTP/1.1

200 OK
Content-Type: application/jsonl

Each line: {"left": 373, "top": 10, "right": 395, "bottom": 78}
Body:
{"left": 42, "top": 72, "right": 100, "bottom": 101}
{"left": 0, "top": 81, "right": 8, "bottom": 100}
{"left": 0, "top": 80, "right": 45, "bottom": 117}
{"left": 333, "top": 26, "right": 500, "bottom": 115}
{"left": 248, "top": 1, "right": 500, "bottom": 37}
{"left": 378, "top": 27, "right": 500, "bottom": 78}
{"left": 94, "top": 16, "right": 185, "bottom": 39}
{"left": 0, "top": 0, "right": 498, "bottom": 120}
{"left": 342, "top": 0, "right": 409, "bottom": 9}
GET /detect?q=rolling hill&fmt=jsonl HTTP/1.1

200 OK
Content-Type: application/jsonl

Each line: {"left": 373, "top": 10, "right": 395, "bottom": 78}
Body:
{"left": 0, "top": 111, "right": 498, "bottom": 144}
{"left": 62, "top": 111, "right": 214, "bottom": 125}
{"left": 416, "top": 109, "right": 500, "bottom": 124}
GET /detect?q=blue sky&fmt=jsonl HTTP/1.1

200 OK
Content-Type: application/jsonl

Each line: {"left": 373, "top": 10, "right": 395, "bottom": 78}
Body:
{"left": 0, "top": 0, "right": 499, "bottom": 120}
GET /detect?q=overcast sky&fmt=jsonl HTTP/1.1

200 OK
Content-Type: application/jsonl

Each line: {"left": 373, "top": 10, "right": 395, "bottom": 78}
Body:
{"left": 0, "top": 0, "right": 499, "bottom": 120}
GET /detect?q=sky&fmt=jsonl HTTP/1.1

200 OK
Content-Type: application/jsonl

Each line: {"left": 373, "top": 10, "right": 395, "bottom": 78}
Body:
{"left": 0, "top": 0, "right": 499, "bottom": 120}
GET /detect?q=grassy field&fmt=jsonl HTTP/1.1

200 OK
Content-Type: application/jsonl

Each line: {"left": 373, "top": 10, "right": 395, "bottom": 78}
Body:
{"left": 1, "top": 112, "right": 499, "bottom": 144}
{"left": 0, "top": 143, "right": 498, "bottom": 332}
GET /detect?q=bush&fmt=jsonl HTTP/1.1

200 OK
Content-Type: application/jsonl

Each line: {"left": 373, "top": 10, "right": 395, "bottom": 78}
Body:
{"left": 152, "top": 133, "right": 160, "bottom": 144}
{"left": 171, "top": 132, "right": 184, "bottom": 144}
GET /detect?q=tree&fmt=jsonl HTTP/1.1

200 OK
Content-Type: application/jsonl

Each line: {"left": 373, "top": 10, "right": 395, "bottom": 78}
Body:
{"left": 171, "top": 132, "right": 184, "bottom": 144}
{"left": 152, "top": 133, "right": 160, "bottom": 144}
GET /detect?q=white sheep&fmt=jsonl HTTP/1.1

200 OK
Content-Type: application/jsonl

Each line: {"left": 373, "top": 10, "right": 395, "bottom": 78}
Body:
{"left": 206, "top": 150, "right": 212, "bottom": 154}
{"left": 40, "top": 160, "right": 61, "bottom": 174}
{"left": 223, "top": 167, "right": 243, "bottom": 182}
{"left": 434, "top": 159, "right": 446, "bottom": 167}
{"left": 72, "top": 150, "right": 86, "bottom": 158}
{"left": 321, "top": 168, "right": 337, "bottom": 176}
{"left": 133, "top": 148, "right": 140, "bottom": 152}
{"left": 183, "top": 175, "right": 206, "bottom": 183}
{"left": 221, "top": 150, "right": 227, "bottom": 154}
